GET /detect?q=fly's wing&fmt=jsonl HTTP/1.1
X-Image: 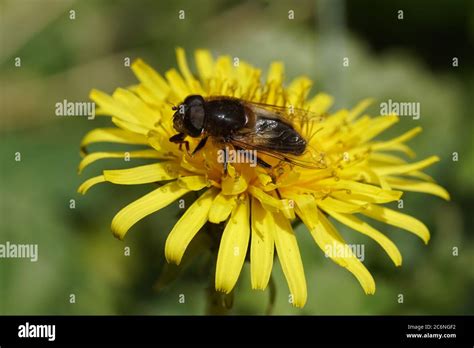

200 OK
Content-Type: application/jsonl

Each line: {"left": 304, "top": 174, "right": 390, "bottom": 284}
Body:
{"left": 205, "top": 96, "right": 328, "bottom": 124}
{"left": 233, "top": 116, "right": 304, "bottom": 152}
{"left": 230, "top": 137, "right": 325, "bottom": 169}
{"left": 244, "top": 101, "right": 328, "bottom": 124}
{"left": 230, "top": 110, "right": 326, "bottom": 169}
{"left": 242, "top": 100, "right": 328, "bottom": 146}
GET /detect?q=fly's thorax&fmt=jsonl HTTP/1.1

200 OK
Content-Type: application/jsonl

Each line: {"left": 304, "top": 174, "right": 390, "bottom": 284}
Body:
{"left": 203, "top": 98, "right": 247, "bottom": 137}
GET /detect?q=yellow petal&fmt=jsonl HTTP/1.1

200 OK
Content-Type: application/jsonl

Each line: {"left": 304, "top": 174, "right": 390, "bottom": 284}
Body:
{"left": 111, "top": 116, "right": 150, "bottom": 135}
{"left": 165, "top": 68, "right": 190, "bottom": 101}
{"left": 112, "top": 88, "right": 157, "bottom": 127}
{"left": 131, "top": 58, "right": 170, "bottom": 100}
{"left": 147, "top": 128, "right": 177, "bottom": 154}
{"left": 90, "top": 89, "right": 144, "bottom": 127}
{"left": 346, "top": 98, "right": 374, "bottom": 122}
{"left": 373, "top": 156, "right": 440, "bottom": 176}
{"left": 306, "top": 92, "right": 334, "bottom": 115}
{"left": 296, "top": 202, "right": 376, "bottom": 295}
{"left": 215, "top": 196, "right": 250, "bottom": 293}
{"left": 111, "top": 181, "right": 189, "bottom": 240}
{"left": 178, "top": 175, "right": 210, "bottom": 191}
{"left": 77, "top": 175, "right": 106, "bottom": 194}
{"left": 405, "top": 171, "right": 435, "bottom": 182}
{"left": 80, "top": 128, "right": 147, "bottom": 151}
{"left": 318, "top": 196, "right": 365, "bottom": 213}
{"left": 194, "top": 49, "right": 214, "bottom": 84}
{"left": 129, "top": 83, "right": 160, "bottom": 107}
{"left": 287, "top": 76, "right": 313, "bottom": 108}
{"left": 280, "top": 199, "right": 296, "bottom": 220}
{"left": 369, "top": 152, "right": 407, "bottom": 165}
{"left": 249, "top": 186, "right": 280, "bottom": 211}
{"left": 317, "top": 178, "right": 402, "bottom": 203}
{"left": 374, "top": 142, "right": 416, "bottom": 158}
{"left": 356, "top": 115, "right": 399, "bottom": 143}
{"left": 265, "top": 61, "right": 284, "bottom": 105}
{"left": 233, "top": 61, "right": 259, "bottom": 99}
{"left": 386, "top": 176, "right": 450, "bottom": 200}
{"left": 176, "top": 47, "right": 194, "bottom": 83}
{"left": 215, "top": 55, "right": 233, "bottom": 79}
{"left": 339, "top": 166, "right": 393, "bottom": 191}
{"left": 250, "top": 197, "right": 274, "bottom": 290}
{"left": 326, "top": 211, "right": 402, "bottom": 266}
{"left": 266, "top": 61, "right": 284, "bottom": 83}
{"left": 249, "top": 186, "right": 294, "bottom": 219}
{"left": 319, "top": 211, "right": 376, "bottom": 294}
{"left": 293, "top": 194, "right": 345, "bottom": 243}
{"left": 103, "top": 162, "right": 180, "bottom": 185}
{"left": 372, "top": 126, "right": 422, "bottom": 150}
{"left": 209, "top": 192, "right": 236, "bottom": 223}
{"left": 176, "top": 47, "right": 204, "bottom": 94}
{"left": 272, "top": 211, "right": 307, "bottom": 307}
{"left": 165, "top": 188, "right": 217, "bottom": 264}
{"left": 257, "top": 173, "right": 273, "bottom": 186}
{"left": 221, "top": 174, "right": 248, "bottom": 195}
{"left": 361, "top": 204, "right": 430, "bottom": 244}
{"left": 78, "top": 149, "right": 165, "bottom": 173}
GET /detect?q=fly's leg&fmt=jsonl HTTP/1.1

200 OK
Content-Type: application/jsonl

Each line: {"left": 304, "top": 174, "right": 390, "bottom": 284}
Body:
{"left": 256, "top": 157, "right": 272, "bottom": 168}
{"left": 169, "top": 133, "right": 190, "bottom": 153}
{"left": 223, "top": 146, "right": 228, "bottom": 175}
{"left": 192, "top": 136, "right": 208, "bottom": 155}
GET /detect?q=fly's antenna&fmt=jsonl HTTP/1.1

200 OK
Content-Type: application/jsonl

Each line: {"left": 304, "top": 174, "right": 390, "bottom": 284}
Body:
{"left": 307, "top": 126, "right": 324, "bottom": 144}
{"left": 166, "top": 99, "right": 178, "bottom": 110}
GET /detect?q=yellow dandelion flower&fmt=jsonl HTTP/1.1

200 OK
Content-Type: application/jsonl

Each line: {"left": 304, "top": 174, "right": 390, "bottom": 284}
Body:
{"left": 78, "top": 48, "right": 449, "bottom": 308}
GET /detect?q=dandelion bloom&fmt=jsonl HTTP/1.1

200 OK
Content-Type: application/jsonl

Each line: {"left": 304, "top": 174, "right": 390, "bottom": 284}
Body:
{"left": 78, "top": 48, "right": 449, "bottom": 308}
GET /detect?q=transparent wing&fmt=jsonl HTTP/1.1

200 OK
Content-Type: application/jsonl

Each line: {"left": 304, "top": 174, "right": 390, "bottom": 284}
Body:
{"left": 244, "top": 100, "right": 328, "bottom": 125}
{"left": 205, "top": 96, "right": 328, "bottom": 124}
{"left": 242, "top": 100, "right": 328, "bottom": 144}
{"left": 229, "top": 137, "right": 326, "bottom": 169}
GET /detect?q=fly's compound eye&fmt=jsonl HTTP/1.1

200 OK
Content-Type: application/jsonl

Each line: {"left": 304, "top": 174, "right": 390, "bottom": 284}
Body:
{"left": 184, "top": 103, "right": 205, "bottom": 137}
{"left": 172, "top": 95, "right": 206, "bottom": 137}
{"left": 184, "top": 95, "right": 205, "bottom": 107}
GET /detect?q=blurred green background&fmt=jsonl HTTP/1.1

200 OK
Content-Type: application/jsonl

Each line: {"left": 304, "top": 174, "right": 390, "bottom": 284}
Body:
{"left": 1, "top": 0, "right": 473, "bottom": 315}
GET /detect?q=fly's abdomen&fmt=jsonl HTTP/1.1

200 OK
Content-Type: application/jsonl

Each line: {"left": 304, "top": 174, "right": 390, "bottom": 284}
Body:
{"left": 281, "top": 130, "right": 306, "bottom": 155}
{"left": 254, "top": 117, "right": 306, "bottom": 155}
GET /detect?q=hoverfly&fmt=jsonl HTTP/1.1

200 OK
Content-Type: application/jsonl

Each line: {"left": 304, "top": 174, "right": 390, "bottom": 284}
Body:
{"left": 169, "top": 95, "right": 325, "bottom": 171}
